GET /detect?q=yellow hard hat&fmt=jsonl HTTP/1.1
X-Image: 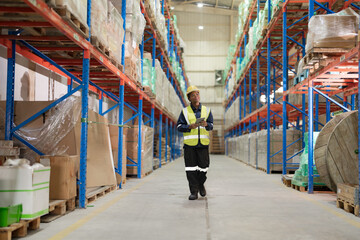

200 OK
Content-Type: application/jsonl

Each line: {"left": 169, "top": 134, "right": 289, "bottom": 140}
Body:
{"left": 186, "top": 85, "right": 200, "bottom": 96}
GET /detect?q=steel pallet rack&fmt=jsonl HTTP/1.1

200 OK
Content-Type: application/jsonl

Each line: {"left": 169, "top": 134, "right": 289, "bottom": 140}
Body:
{"left": 283, "top": 0, "right": 360, "bottom": 194}
{"left": 0, "top": 0, "right": 188, "bottom": 208}
{"left": 225, "top": 0, "right": 360, "bottom": 207}
{"left": 224, "top": 0, "right": 303, "bottom": 173}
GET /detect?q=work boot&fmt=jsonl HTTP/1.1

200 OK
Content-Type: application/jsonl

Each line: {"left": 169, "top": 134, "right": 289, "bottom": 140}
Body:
{"left": 188, "top": 192, "right": 198, "bottom": 200}
{"left": 199, "top": 185, "right": 206, "bottom": 197}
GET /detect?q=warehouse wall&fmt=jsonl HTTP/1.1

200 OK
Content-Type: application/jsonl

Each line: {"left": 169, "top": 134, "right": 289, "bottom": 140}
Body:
{"left": 175, "top": 9, "right": 237, "bottom": 131}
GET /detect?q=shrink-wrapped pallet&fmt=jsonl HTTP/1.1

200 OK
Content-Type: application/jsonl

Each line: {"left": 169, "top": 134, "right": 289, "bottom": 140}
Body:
{"left": 306, "top": 8, "right": 359, "bottom": 52}
{"left": 91, "top": 0, "right": 108, "bottom": 48}
{"left": 108, "top": 2, "right": 124, "bottom": 64}
{"left": 126, "top": 125, "right": 154, "bottom": 177}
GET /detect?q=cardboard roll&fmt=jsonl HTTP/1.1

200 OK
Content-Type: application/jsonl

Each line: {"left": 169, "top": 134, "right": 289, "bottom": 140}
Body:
{"left": 314, "top": 110, "right": 359, "bottom": 192}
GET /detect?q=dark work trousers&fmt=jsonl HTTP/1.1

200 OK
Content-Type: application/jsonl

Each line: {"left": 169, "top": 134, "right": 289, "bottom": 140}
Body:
{"left": 184, "top": 147, "right": 210, "bottom": 194}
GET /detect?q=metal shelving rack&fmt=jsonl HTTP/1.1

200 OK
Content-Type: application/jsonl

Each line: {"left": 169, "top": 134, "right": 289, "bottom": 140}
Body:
{"left": 224, "top": 0, "right": 360, "bottom": 205}
{"left": 0, "top": 0, "right": 188, "bottom": 208}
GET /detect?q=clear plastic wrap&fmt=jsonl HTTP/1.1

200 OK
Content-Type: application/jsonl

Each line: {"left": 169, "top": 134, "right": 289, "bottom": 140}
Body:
{"left": 0, "top": 97, "right": 81, "bottom": 162}
{"left": 306, "top": 8, "right": 359, "bottom": 52}
{"left": 91, "top": 0, "right": 108, "bottom": 47}
{"left": 107, "top": 1, "right": 125, "bottom": 64}
{"left": 53, "top": 0, "right": 87, "bottom": 27}
{"left": 126, "top": 125, "right": 154, "bottom": 176}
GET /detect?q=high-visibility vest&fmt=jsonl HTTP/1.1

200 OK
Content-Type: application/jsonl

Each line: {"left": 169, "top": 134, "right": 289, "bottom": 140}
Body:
{"left": 182, "top": 105, "right": 210, "bottom": 146}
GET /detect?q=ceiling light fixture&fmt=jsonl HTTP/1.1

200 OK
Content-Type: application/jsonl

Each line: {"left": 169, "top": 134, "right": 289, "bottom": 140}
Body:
{"left": 198, "top": 25, "right": 204, "bottom": 30}
{"left": 197, "top": 2, "right": 204, "bottom": 8}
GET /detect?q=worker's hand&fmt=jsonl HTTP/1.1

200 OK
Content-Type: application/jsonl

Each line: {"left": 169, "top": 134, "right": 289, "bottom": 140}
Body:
{"left": 199, "top": 121, "right": 207, "bottom": 127}
{"left": 189, "top": 123, "right": 199, "bottom": 129}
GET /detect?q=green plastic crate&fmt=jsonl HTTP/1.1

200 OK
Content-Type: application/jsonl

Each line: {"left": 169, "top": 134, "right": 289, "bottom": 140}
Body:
{"left": 0, "top": 204, "right": 22, "bottom": 227}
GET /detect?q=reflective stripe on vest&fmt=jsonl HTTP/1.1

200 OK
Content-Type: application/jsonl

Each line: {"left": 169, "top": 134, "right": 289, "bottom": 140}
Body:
{"left": 183, "top": 105, "right": 210, "bottom": 146}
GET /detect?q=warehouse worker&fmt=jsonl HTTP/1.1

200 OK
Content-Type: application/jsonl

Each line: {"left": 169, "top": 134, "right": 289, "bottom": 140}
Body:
{"left": 177, "top": 86, "right": 214, "bottom": 200}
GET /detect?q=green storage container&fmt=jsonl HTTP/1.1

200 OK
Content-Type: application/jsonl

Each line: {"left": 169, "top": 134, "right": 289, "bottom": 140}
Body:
{"left": 0, "top": 204, "right": 22, "bottom": 227}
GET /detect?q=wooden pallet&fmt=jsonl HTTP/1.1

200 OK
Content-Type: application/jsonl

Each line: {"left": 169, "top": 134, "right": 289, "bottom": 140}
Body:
{"left": 143, "top": 86, "right": 156, "bottom": 99}
{"left": 303, "top": 48, "right": 352, "bottom": 73}
{"left": 337, "top": 198, "right": 360, "bottom": 216}
{"left": 50, "top": 4, "right": 89, "bottom": 38}
{"left": 76, "top": 185, "right": 118, "bottom": 206}
{"left": 91, "top": 36, "right": 110, "bottom": 58}
{"left": 282, "top": 174, "right": 293, "bottom": 187}
{"left": 291, "top": 183, "right": 330, "bottom": 192}
{"left": 41, "top": 198, "right": 76, "bottom": 223}
{"left": 109, "top": 56, "right": 123, "bottom": 72}
{"left": 0, "top": 217, "right": 40, "bottom": 240}
{"left": 127, "top": 170, "right": 153, "bottom": 179}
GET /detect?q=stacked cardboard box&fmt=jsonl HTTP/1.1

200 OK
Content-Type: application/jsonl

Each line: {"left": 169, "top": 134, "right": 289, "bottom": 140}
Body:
{"left": 126, "top": 125, "right": 154, "bottom": 177}
{"left": 39, "top": 155, "right": 79, "bottom": 200}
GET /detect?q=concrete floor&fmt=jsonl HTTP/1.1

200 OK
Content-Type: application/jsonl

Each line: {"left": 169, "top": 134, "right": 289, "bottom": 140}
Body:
{"left": 25, "top": 155, "right": 360, "bottom": 240}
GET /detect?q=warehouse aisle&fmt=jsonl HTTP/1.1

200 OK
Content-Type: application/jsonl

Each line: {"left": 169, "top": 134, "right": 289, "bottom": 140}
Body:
{"left": 26, "top": 155, "right": 360, "bottom": 240}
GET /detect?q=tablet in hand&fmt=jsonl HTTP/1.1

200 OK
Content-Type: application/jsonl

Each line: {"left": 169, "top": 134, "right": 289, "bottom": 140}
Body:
{"left": 195, "top": 117, "right": 205, "bottom": 124}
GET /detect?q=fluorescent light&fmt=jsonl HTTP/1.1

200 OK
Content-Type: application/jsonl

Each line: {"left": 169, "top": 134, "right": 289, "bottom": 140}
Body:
{"left": 170, "top": 6, "right": 175, "bottom": 10}
{"left": 197, "top": 2, "right": 204, "bottom": 8}
{"left": 198, "top": 25, "right": 204, "bottom": 30}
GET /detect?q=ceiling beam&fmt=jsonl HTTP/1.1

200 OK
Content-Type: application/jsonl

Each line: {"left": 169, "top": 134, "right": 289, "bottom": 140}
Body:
{"left": 172, "top": 4, "right": 237, "bottom": 16}
{"left": 231, "top": 0, "right": 235, "bottom": 9}
{"left": 215, "top": 0, "right": 218, "bottom": 7}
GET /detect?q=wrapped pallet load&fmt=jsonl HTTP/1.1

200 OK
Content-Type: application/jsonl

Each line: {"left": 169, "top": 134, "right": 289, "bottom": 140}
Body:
{"left": 143, "top": 57, "right": 156, "bottom": 95}
{"left": 155, "top": 60, "right": 165, "bottom": 106}
{"left": 107, "top": 1, "right": 125, "bottom": 65}
{"left": 126, "top": 125, "right": 154, "bottom": 177}
{"left": 91, "top": 0, "right": 108, "bottom": 49}
{"left": 306, "top": 8, "right": 359, "bottom": 52}
{"left": 50, "top": 0, "right": 87, "bottom": 28}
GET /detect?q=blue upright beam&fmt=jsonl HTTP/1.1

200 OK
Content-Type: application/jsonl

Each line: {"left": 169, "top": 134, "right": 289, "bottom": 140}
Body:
{"left": 282, "top": 5, "right": 288, "bottom": 175}
{"left": 266, "top": 0, "right": 271, "bottom": 174}
{"left": 117, "top": 79, "right": 125, "bottom": 188}
{"left": 169, "top": 121, "right": 173, "bottom": 161}
{"left": 308, "top": 87, "right": 314, "bottom": 194}
{"left": 165, "top": 117, "right": 168, "bottom": 163}
{"left": 5, "top": 40, "right": 16, "bottom": 140}
{"left": 121, "top": 0, "right": 126, "bottom": 66}
{"left": 79, "top": 49, "right": 90, "bottom": 208}
{"left": 159, "top": 112, "right": 163, "bottom": 168}
{"left": 137, "top": 96, "right": 143, "bottom": 178}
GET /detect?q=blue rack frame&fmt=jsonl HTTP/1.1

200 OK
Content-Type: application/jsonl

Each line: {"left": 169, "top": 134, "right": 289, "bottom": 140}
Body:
{"left": 1, "top": 0, "right": 186, "bottom": 209}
